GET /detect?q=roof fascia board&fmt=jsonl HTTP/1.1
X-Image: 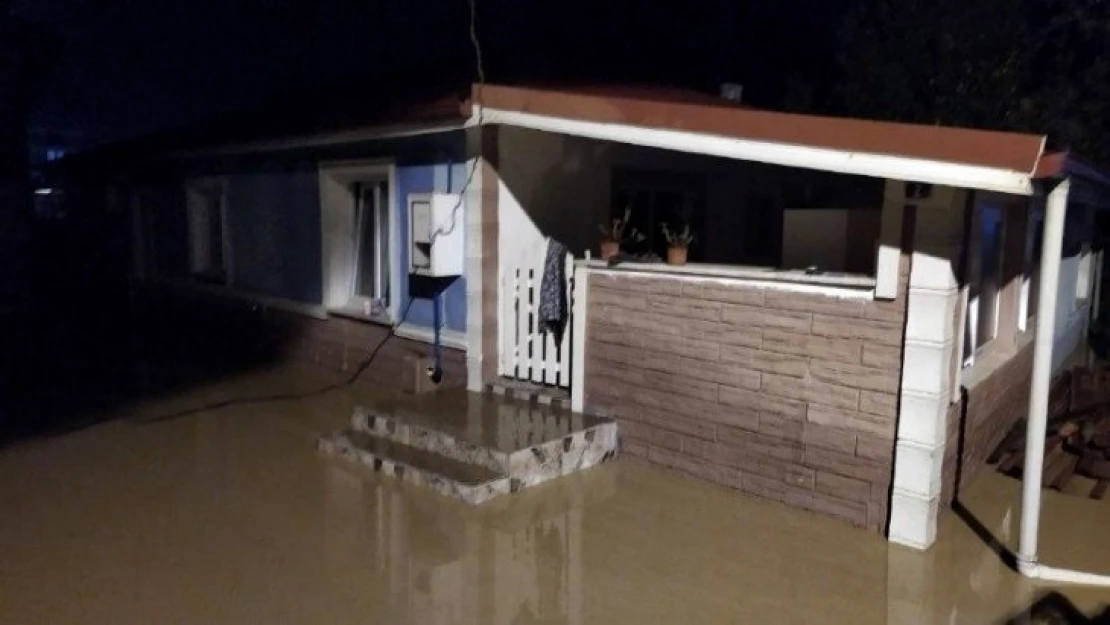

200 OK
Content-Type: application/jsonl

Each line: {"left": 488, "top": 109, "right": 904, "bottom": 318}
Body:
{"left": 480, "top": 106, "right": 1034, "bottom": 196}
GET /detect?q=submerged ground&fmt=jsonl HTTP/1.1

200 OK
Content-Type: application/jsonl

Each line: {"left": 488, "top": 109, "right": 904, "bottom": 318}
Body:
{"left": 3, "top": 363, "right": 1110, "bottom": 624}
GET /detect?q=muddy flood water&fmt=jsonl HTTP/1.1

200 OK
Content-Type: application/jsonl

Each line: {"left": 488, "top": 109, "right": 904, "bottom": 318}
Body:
{"left": 3, "top": 364, "right": 1110, "bottom": 624}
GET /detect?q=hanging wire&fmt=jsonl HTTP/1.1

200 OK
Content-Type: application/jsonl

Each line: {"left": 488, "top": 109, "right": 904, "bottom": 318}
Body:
{"left": 134, "top": 0, "right": 487, "bottom": 423}
{"left": 427, "top": 0, "right": 485, "bottom": 246}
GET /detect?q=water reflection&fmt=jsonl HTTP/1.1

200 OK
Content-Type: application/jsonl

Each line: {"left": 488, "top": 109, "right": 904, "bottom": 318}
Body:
{"left": 324, "top": 460, "right": 613, "bottom": 624}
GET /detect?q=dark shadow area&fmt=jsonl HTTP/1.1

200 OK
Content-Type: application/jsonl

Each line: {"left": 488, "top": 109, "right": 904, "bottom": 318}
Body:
{"left": 999, "top": 591, "right": 1110, "bottom": 624}
{"left": 951, "top": 501, "right": 1018, "bottom": 572}
{"left": 0, "top": 210, "right": 306, "bottom": 448}
{"left": 954, "top": 385, "right": 971, "bottom": 503}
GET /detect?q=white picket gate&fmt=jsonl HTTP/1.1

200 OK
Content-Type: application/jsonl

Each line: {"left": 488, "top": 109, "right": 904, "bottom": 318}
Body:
{"left": 499, "top": 252, "right": 579, "bottom": 388}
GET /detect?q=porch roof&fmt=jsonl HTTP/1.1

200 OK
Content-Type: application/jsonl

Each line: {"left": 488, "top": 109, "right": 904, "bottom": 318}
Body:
{"left": 475, "top": 84, "right": 1048, "bottom": 196}
{"left": 69, "top": 80, "right": 1098, "bottom": 198}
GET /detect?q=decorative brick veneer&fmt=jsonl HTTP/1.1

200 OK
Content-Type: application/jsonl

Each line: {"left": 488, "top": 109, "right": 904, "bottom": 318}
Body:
{"left": 583, "top": 270, "right": 908, "bottom": 531}
{"left": 939, "top": 339, "right": 1073, "bottom": 506}
{"left": 136, "top": 284, "right": 466, "bottom": 392}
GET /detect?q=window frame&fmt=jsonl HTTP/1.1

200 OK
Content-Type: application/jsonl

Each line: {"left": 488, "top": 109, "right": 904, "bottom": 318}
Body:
{"left": 963, "top": 195, "right": 1008, "bottom": 368}
{"left": 348, "top": 179, "right": 392, "bottom": 313}
{"left": 318, "top": 160, "right": 400, "bottom": 325}
{"left": 184, "top": 177, "right": 231, "bottom": 285}
{"left": 129, "top": 186, "right": 160, "bottom": 281}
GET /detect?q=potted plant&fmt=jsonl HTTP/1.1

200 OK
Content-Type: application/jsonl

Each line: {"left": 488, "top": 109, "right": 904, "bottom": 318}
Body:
{"left": 661, "top": 222, "right": 694, "bottom": 266}
{"left": 597, "top": 206, "right": 644, "bottom": 261}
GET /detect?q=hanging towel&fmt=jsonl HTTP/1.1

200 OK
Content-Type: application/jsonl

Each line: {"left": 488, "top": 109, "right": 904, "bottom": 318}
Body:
{"left": 539, "top": 238, "right": 569, "bottom": 341}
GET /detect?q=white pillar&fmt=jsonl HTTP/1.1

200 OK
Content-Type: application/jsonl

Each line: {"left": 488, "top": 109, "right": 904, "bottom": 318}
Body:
{"left": 570, "top": 261, "right": 589, "bottom": 413}
{"left": 889, "top": 185, "right": 965, "bottom": 550}
{"left": 1017, "top": 179, "right": 1069, "bottom": 569}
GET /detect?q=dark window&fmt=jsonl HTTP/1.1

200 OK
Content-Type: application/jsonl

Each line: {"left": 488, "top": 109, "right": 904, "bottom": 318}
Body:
{"left": 611, "top": 169, "right": 705, "bottom": 260}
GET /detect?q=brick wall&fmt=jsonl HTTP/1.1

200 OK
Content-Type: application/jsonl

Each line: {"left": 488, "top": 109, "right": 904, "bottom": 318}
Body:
{"left": 138, "top": 284, "right": 467, "bottom": 393}
{"left": 940, "top": 339, "right": 1074, "bottom": 505}
{"left": 583, "top": 270, "right": 907, "bottom": 531}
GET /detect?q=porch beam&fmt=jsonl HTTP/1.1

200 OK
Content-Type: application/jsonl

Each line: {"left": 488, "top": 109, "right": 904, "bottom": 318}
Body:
{"left": 478, "top": 107, "right": 1035, "bottom": 197}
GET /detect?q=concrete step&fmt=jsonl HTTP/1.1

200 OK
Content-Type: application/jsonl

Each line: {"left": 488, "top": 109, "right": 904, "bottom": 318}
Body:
{"left": 317, "top": 430, "right": 512, "bottom": 505}
{"left": 486, "top": 379, "right": 571, "bottom": 409}
{"left": 349, "top": 392, "right": 617, "bottom": 488}
{"left": 317, "top": 389, "right": 619, "bottom": 505}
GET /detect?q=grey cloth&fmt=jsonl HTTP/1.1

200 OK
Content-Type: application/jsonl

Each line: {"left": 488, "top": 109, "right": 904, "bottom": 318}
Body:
{"left": 539, "top": 238, "right": 569, "bottom": 340}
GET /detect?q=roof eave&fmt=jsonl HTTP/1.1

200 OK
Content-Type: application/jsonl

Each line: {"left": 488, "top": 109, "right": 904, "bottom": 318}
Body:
{"left": 478, "top": 104, "right": 1035, "bottom": 196}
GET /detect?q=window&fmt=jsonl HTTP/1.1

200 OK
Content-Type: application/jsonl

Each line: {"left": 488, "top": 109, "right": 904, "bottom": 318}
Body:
{"left": 319, "top": 161, "right": 398, "bottom": 322}
{"left": 350, "top": 180, "right": 391, "bottom": 312}
{"left": 1019, "top": 207, "right": 1043, "bottom": 332}
{"left": 185, "top": 179, "right": 229, "bottom": 283}
{"left": 1071, "top": 205, "right": 1095, "bottom": 310}
{"left": 130, "top": 189, "right": 159, "bottom": 280}
{"left": 964, "top": 198, "right": 1007, "bottom": 366}
{"left": 611, "top": 169, "right": 705, "bottom": 261}
{"left": 45, "top": 148, "right": 66, "bottom": 162}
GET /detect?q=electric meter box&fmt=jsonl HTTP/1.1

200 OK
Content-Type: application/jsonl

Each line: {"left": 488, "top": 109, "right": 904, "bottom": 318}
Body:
{"left": 408, "top": 193, "right": 464, "bottom": 277}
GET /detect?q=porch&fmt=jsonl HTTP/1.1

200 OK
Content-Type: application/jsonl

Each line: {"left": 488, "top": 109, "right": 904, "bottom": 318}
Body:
{"left": 469, "top": 86, "right": 1103, "bottom": 554}
{"left": 3, "top": 362, "right": 1110, "bottom": 624}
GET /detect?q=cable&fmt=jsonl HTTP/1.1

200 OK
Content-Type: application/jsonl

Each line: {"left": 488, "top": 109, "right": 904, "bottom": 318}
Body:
{"left": 133, "top": 0, "right": 486, "bottom": 425}
{"left": 427, "top": 0, "right": 484, "bottom": 246}
{"left": 132, "top": 298, "right": 415, "bottom": 424}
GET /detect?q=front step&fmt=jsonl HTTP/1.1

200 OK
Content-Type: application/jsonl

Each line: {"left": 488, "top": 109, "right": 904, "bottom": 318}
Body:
{"left": 318, "top": 430, "right": 511, "bottom": 505}
{"left": 486, "top": 379, "right": 570, "bottom": 409}
{"left": 318, "top": 390, "right": 619, "bottom": 505}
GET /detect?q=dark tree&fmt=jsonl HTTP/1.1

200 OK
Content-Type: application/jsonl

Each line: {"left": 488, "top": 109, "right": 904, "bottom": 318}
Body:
{"left": 832, "top": 0, "right": 1110, "bottom": 164}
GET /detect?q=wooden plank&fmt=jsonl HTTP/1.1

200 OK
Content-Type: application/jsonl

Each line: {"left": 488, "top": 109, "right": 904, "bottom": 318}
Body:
{"left": 528, "top": 266, "right": 545, "bottom": 385}
{"left": 998, "top": 451, "right": 1021, "bottom": 474}
{"left": 514, "top": 268, "right": 526, "bottom": 379}
{"left": 542, "top": 259, "right": 559, "bottom": 386}
{"left": 1049, "top": 455, "right": 1079, "bottom": 490}
{"left": 555, "top": 254, "right": 574, "bottom": 388}
{"left": 1091, "top": 480, "right": 1109, "bottom": 500}
{"left": 1085, "top": 457, "right": 1110, "bottom": 480}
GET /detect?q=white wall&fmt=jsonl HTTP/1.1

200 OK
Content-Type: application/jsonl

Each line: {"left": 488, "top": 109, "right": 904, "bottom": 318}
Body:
{"left": 781, "top": 208, "right": 881, "bottom": 273}
{"left": 496, "top": 126, "right": 881, "bottom": 268}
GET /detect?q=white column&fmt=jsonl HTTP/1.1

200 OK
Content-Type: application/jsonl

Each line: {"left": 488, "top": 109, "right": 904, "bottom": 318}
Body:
{"left": 464, "top": 145, "right": 487, "bottom": 392}
{"left": 1094, "top": 249, "right": 1104, "bottom": 324}
{"left": 1017, "top": 180, "right": 1069, "bottom": 570}
{"left": 889, "top": 185, "right": 965, "bottom": 550}
{"left": 570, "top": 262, "right": 588, "bottom": 413}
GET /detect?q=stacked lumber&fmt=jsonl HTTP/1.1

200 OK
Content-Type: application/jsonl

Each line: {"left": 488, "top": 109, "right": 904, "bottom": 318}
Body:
{"left": 991, "top": 368, "right": 1110, "bottom": 500}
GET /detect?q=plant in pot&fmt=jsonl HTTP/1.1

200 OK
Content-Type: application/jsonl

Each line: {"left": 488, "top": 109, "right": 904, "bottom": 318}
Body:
{"left": 660, "top": 221, "right": 694, "bottom": 266}
{"left": 597, "top": 206, "right": 644, "bottom": 261}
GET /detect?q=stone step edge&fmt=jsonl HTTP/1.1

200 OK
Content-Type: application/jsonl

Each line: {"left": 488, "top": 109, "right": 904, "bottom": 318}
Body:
{"left": 349, "top": 407, "right": 621, "bottom": 482}
{"left": 485, "top": 381, "right": 570, "bottom": 409}
{"left": 317, "top": 431, "right": 513, "bottom": 506}
{"left": 350, "top": 407, "right": 508, "bottom": 474}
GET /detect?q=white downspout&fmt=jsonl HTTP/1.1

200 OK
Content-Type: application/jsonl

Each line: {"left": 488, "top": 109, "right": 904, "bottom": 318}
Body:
{"left": 1017, "top": 178, "right": 1110, "bottom": 585}
{"left": 1093, "top": 249, "right": 1103, "bottom": 324}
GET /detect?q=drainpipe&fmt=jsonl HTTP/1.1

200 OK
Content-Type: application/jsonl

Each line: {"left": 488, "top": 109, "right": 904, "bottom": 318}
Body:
{"left": 430, "top": 290, "right": 444, "bottom": 384}
{"left": 1094, "top": 248, "right": 1103, "bottom": 324}
{"left": 1017, "top": 178, "right": 1110, "bottom": 586}
{"left": 427, "top": 158, "right": 453, "bottom": 385}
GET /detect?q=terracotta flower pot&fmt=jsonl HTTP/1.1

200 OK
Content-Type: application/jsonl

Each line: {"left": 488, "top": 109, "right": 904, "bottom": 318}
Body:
{"left": 600, "top": 240, "right": 620, "bottom": 261}
{"left": 667, "top": 246, "right": 688, "bottom": 266}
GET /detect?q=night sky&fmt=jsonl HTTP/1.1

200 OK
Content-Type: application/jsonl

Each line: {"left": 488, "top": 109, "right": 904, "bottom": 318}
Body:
{"left": 16, "top": 0, "right": 845, "bottom": 147}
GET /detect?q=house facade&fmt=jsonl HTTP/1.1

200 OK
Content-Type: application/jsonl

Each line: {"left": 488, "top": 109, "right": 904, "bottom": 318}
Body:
{"left": 73, "top": 84, "right": 1106, "bottom": 551}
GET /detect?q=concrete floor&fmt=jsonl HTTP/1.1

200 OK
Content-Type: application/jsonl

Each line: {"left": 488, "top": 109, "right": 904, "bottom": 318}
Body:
{"left": 3, "top": 365, "right": 1110, "bottom": 624}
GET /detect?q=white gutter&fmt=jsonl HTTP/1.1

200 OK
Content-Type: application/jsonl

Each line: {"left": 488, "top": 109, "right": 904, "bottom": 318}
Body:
{"left": 479, "top": 106, "right": 1035, "bottom": 196}
{"left": 1018, "top": 178, "right": 1110, "bottom": 586}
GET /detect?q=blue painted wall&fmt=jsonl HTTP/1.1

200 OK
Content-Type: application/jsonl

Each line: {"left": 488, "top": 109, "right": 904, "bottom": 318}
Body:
{"left": 395, "top": 163, "right": 467, "bottom": 332}
{"left": 164, "top": 130, "right": 468, "bottom": 335}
